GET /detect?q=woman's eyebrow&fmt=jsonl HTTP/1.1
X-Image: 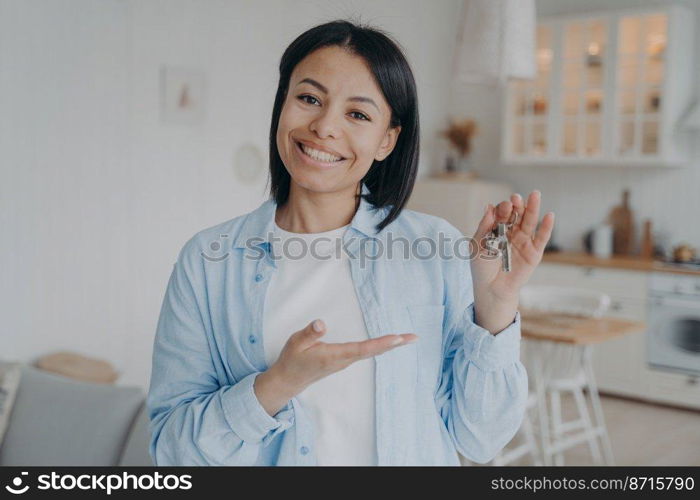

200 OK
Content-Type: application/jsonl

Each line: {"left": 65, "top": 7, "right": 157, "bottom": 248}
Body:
{"left": 297, "top": 77, "right": 380, "bottom": 113}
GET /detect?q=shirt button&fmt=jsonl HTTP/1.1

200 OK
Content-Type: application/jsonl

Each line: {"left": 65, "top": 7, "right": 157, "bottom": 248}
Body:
{"left": 300, "top": 446, "right": 310, "bottom": 455}
{"left": 254, "top": 273, "right": 264, "bottom": 282}
{"left": 248, "top": 335, "right": 256, "bottom": 344}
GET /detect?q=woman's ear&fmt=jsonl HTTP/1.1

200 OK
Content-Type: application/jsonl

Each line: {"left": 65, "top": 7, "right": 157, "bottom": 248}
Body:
{"left": 375, "top": 125, "right": 402, "bottom": 161}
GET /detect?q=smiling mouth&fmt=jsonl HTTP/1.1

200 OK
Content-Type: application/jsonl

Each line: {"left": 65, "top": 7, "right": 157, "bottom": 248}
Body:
{"left": 296, "top": 141, "right": 347, "bottom": 163}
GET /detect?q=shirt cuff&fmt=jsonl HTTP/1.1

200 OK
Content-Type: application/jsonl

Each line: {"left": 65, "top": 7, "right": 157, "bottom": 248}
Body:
{"left": 463, "top": 303, "right": 522, "bottom": 371}
{"left": 220, "top": 371, "right": 294, "bottom": 444}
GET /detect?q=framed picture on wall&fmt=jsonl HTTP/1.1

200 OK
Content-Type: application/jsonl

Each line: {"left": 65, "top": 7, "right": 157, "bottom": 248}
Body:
{"left": 160, "top": 66, "right": 206, "bottom": 126}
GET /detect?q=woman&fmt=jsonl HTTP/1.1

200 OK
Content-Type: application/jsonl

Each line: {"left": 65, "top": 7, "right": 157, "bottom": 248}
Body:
{"left": 147, "top": 19, "right": 554, "bottom": 466}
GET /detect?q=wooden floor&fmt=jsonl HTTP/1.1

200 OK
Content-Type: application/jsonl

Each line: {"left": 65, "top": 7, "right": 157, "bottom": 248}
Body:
{"left": 463, "top": 394, "right": 700, "bottom": 466}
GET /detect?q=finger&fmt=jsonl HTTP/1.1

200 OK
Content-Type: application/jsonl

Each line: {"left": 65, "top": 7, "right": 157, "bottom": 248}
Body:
{"left": 473, "top": 199, "right": 515, "bottom": 241}
{"left": 333, "top": 333, "right": 418, "bottom": 361}
{"left": 520, "top": 190, "right": 541, "bottom": 236}
{"left": 510, "top": 193, "right": 524, "bottom": 226}
{"left": 473, "top": 203, "right": 497, "bottom": 241}
{"left": 495, "top": 200, "right": 513, "bottom": 223}
{"left": 533, "top": 212, "right": 555, "bottom": 253}
{"left": 294, "top": 319, "right": 327, "bottom": 350}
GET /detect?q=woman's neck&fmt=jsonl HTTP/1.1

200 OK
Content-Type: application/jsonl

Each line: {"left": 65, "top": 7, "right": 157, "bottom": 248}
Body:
{"left": 275, "top": 182, "right": 360, "bottom": 234}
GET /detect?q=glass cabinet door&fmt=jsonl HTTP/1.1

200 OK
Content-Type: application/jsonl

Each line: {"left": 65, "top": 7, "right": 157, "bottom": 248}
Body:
{"left": 508, "top": 24, "right": 552, "bottom": 156}
{"left": 560, "top": 18, "right": 607, "bottom": 157}
{"left": 502, "top": 8, "right": 683, "bottom": 165}
{"left": 615, "top": 13, "right": 666, "bottom": 156}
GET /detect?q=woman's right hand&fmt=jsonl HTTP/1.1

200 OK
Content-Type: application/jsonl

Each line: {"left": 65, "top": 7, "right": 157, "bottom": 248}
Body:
{"left": 254, "top": 319, "right": 417, "bottom": 417}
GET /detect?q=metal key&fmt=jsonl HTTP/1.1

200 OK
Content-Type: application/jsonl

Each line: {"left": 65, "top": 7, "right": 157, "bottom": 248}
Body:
{"left": 486, "top": 211, "right": 518, "bottom": 272}
{"left": 493, "top": 222, "right": 512, "bottom": 272}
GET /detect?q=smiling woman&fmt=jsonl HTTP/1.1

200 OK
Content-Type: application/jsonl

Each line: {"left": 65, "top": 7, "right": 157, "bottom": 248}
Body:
{"left": 269, "top": 22, "right": 418, "bottom": 233}
{"left": 147, "top": 19, "right": 553, "bottom": 467}
{"left": 275, "top": 46, "right": 404, "bottom": 217}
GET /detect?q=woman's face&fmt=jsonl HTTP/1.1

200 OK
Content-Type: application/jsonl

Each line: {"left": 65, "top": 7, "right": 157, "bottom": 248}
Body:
{"left": 276, "top": 46, "right": 401, "bottom": 197}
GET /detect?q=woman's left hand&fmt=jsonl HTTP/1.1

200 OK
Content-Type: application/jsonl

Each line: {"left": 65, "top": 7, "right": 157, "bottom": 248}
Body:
{"left": 471, "top": 190, "right": 555, "bottom": 307}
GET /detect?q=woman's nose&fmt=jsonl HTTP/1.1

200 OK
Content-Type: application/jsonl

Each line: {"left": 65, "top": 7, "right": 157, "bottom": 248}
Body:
{"left": 309, "top": 109, "right": 341, "bottom": 139}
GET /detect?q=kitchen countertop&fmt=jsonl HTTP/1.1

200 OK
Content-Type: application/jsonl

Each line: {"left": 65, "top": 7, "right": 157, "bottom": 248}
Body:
{"left": 542, "top": 251, "right": 700, "bottom": 277}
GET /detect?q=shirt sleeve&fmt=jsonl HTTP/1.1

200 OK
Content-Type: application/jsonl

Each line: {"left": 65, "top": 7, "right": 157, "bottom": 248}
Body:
{"left": 147, "top": 240, "right": 295, "bottom": 466}
{"left": 434, "top": 224, "right": 529, "bottom": 464}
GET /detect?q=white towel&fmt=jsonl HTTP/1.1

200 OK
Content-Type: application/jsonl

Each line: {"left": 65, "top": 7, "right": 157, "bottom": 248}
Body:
{"left": 453, "top": 0, "right": 536, "bottom": 85}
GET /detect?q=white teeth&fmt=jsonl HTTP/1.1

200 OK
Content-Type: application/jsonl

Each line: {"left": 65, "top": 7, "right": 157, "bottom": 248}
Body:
{"left": 300, "top": 143, "right": 343, "bottom": 162}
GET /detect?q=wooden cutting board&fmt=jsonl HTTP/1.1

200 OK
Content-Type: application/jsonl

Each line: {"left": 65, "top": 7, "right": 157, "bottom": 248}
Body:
{"left": 607, "top": 189, "right": 634, "bottom": 255}
{"left": 640, "top": 219, "right": 654, "bottom": 259}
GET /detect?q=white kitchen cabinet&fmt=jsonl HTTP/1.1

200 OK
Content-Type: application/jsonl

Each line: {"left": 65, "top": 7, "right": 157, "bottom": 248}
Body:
{"left": 646, "top": 371, "right": 700, "bottom": 408}
{"left": 528, "top": 262, "right": 700, "bottom": 410}
{"left": 527, "top": 263, "right": 648, "bottom": 300}
{"left": 526, "top": 263, "right": 649, "bottom": 398}
{"left": 502, "top": 6, "right": 695, "bottom": 167}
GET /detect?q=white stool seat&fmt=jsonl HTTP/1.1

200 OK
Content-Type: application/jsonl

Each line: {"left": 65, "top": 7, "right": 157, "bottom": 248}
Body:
{"left": 547, "top": 371, "right": 587, "bottom": 391}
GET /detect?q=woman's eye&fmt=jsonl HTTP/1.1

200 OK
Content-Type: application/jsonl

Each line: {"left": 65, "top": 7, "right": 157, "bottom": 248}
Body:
{"left": 298, "top": 95, "right": 369, "bottom": 122}
{"left": 349, "top": 111, "right": 370, "bottom": 122}
{"left": 298, "top": 95, "right": 319, "bottom": 106}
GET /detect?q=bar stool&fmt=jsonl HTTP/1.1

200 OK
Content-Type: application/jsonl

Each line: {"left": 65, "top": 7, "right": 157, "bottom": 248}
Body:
{"left": 519, "top": 285, "right": 615, "bottom": 466}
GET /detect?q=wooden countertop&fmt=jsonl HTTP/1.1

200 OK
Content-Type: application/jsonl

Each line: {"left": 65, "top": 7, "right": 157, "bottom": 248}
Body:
{"left": 542, "top": 251, "right": 700, "bottom": 277}
{"left": 520, "top": 309, "right": 646, "bottom": 344}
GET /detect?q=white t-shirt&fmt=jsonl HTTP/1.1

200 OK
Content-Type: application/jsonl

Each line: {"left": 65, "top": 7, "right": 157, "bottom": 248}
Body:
{"left": 262, "top": 221, "right": 376, "bottom": 466}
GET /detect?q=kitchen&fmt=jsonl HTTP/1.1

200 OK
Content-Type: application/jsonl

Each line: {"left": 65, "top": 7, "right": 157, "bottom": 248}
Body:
{"left": 408, "top": 0, "right": 700, "bottom": 466}
{"left": 0, "top": 0, "right": 699, "bottom": 468}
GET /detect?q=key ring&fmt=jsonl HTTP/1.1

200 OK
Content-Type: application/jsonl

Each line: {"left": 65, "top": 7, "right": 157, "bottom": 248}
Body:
{"left": 507, "top": 210, "right": 519, "bottom": 228}
{"left": 492, "top": 210, "right": 520, "bottom": 231}
{"left": 491, "top": 209, "right": 519, "bottom": 234}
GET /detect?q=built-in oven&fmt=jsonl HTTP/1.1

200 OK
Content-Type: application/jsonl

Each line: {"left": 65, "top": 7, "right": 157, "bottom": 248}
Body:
{"left": 647, "top": 272, "right": 700, "bottom": 376}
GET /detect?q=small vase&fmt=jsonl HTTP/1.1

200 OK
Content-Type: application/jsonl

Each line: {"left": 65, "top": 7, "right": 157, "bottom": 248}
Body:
{"left": 456, "top": 154, "right": 473, "bottom": 173}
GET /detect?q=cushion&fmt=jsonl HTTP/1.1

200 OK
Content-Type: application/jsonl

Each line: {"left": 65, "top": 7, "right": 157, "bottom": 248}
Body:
{"left": 0, "top": 365, "right": 144, "bottom": 466}
{"left": 0, "top": 362, "right": 22, "bottom": 447}
{"left": 118, "top": 403, "right": 153, "bottom": 466}
{"left": 35, "top": 351, "right": 118, "bottom": 384}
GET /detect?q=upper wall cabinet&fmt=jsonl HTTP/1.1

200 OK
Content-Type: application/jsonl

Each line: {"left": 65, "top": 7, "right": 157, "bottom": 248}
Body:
{"left": 501, "top": 6, "right": 695, "bottom": 167}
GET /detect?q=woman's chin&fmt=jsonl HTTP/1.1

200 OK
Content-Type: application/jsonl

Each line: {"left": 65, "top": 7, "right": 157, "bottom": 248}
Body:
{"left": 288, "top": 172, "right": 356, "bottom": 196}
{"left": 290, "top": 176, "right": 339, "bottom": 193}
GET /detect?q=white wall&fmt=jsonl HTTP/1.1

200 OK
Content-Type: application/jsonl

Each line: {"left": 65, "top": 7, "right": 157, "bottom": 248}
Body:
{"left": 1, "top": 0, "right": 464, "bottom": 389}
{"left": 1, "top": 0, "right": 132, "bottom": 375}
{"left": 452, "top": 0, "right": 700, "bottom": 254}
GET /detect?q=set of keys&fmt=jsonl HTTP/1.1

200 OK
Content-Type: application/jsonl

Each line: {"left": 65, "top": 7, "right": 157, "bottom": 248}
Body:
{"left": 485, "top": 210, "right": 519, "bottom": 272}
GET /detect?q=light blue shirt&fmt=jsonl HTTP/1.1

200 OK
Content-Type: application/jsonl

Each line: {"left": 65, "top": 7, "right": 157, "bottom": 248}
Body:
{"left": 147, "top": 184, "right": 528, "bottom": 466}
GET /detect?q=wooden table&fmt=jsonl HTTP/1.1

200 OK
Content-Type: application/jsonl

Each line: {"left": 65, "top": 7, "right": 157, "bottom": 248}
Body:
{"left": 521, "top": 308, "right": 646, "bottom": 344}
{"left": 518, "top": 309, "right": 646, "bottom": 465}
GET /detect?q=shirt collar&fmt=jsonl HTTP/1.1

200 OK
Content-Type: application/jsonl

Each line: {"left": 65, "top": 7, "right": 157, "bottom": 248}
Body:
{"left": 232, "top": 183, "right": 388, "bottom": 249}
